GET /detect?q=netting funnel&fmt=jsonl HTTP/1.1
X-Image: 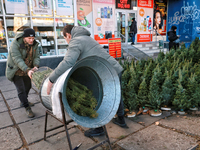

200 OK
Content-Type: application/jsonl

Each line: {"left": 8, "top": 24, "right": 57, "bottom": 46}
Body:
{"left": 40, "top": 56, "right": 121, "bottom": 128}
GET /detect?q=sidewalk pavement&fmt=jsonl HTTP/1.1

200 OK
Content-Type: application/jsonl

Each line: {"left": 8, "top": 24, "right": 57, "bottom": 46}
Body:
{"left": 0, "top": 76, "right": 200, "bottom": 150}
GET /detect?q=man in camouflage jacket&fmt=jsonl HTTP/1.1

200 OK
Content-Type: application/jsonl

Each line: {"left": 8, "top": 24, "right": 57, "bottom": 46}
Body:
{"left": 6, "top": 28, "right": 40, "bottom": 118}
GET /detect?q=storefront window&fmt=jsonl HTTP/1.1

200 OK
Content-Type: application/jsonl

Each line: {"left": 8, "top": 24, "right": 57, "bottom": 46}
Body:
{"left": 6, "top": 17, "right": 30, "bottom": 46}
{"left": 33, "top": 17, "right": 55, "bottom": 56}
{"left": 56, "top": 18, "right": 74, "bottom": 56}
{"left": 0, "top": 0, "right": 75, "bottom": 59}
{"left": 30, "top": 0, "right": 54, "bottom": 17}
{"left": 0, "top": 17, "right": 7, "bottom": 59}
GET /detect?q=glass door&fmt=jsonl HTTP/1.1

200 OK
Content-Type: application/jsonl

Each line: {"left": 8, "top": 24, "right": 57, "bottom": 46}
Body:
{"left": 116, "top": 10, "right": 136, "bottom": 44}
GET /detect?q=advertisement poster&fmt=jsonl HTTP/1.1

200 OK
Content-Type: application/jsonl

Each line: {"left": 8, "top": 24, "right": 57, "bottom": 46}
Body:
{"left": 153, "top": 0, "right": 167, "bottom": 36}
{"left": 5, "top": 0, "right": 28, "bottom": 14}
{"left": 56, "top": 0, "right": 73, "bottom": 16}
{"left": 76, "top": 0, "right": 93, "bottom": 37}
{"left": 93, "top": 0, "right": 115, "bottom": 44}
{"left": 32, "top": 0, "right": 52, "bottom": 15}
{"left": 137, "top": 0, "right": 154, "bottom": 42}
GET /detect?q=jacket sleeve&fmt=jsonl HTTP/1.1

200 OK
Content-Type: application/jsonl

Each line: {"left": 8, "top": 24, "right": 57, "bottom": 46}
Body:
{"left": 33, "top": 46, "right": 40, "bottom": 68}
{"left": 168, "top": 32, "right": 178, "bottom": 42}
{"left": 49, "top": 39, "right": 81, "bottom": 83}
{"left": 10, "top": 42, "right": 30, "bottom": 72}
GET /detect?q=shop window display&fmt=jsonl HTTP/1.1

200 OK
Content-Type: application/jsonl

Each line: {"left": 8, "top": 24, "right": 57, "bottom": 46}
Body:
{"left": 0, "top": 0, "right": 75, "bottom": 59}
{"left": 6, "top": 17, "right": 31, "bottom": 47}
{"left": 33, "top": 18, "right": 55, "bottom": 56}
{"left": 56, "top": 18, "right": 74, "bottom": 56}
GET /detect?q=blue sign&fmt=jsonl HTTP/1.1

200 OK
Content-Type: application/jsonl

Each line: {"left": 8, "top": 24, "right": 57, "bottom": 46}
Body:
{"left": 167, "top": 0, "right": 200, "bottom": 44}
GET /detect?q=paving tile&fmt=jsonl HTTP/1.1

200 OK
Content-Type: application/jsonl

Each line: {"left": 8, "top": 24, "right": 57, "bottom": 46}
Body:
{"left": 117, "top": 125, "right": 197, "bottom": 150}
{"left": 6, "top": 95, "right": 41, "bottom": 110}
{"left": 81, "top": 117, "right": 144, "bottom": 144}
{"left": 0, "top": 76, "right": 13, "bottom": 86}
{"left": 6, "top": 97, "right": 22, "bottom": 110}
{"left": 27, "top": 93, "right": 41, "bottom": 103}
{"left": 0, "top": 101, "right": 7, "bottom": 112}
{"left": 11, "top": 103, "right": 46, "bottom": 124}
{"left": 1, "top": 90, "right": 18, "bottom": 100}
{"left": 129, "top": 111, "right": 171, "bottom": 126}
{"left": 0, "top": 83, "right": 16, "bottom": 92}
{"left": 159, "top": 115, "right": 200, "bottom": 137}
{"left": 28, "top": 128, "right": 102, "bottom": 150}
{"left": 0, "top": 112, "right": 13, "bottom": 129}
{"left": 19, "top": 116, "right": 76, "bottom": 144}
{"left": 0, "top": 127, "right": 22, "bottom": 149}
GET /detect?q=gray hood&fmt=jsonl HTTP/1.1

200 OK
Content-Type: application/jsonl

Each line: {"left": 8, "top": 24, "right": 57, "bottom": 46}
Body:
{"left": 71, "top": 26, "right": 91, "bottom": 38}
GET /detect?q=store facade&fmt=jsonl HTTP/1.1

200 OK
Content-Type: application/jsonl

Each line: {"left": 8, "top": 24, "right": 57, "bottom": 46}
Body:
{"left": 0, "top": 0, "right": 199, "bottom": 76}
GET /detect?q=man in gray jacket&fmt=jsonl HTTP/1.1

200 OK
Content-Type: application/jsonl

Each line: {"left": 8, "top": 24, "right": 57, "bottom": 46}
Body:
{"left": 47, "top": 25, "right": 128, "bottom": 137}
{"left": 6, "top": 28, "right": 40, "bottom": 118}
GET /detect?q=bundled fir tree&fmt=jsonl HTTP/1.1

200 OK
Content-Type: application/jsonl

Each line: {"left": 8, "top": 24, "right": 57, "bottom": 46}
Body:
{"left": 141, "top": 59, "right": 155, "bottom": 87}
{"left": 121, "top": 64, "right": 131, "bottom": 106}
{"left": 137, "top": 78, "right": 148, "bottom": 109}
{"left": 66, "top": 78, "right": 98, "bottom": 118}
{"left": 147, "top": 65, "right": 162, "bottom": 111}
{"left": 125, "top": 61, "right": 139, "bottom": 112}
{"left": 155, "top": 51, "right": 165, "bottom": 66}
{"left": 172, "top": 81, "right": 191, "bottom": 113}
{"left": 187, "top": 73, "right": 200, "bottom": 110}
{"left": 32, "top": 68, "right": 98, "bottom": 118}
{"left": 160, "top": 71, "right": 174, "bottom": 109}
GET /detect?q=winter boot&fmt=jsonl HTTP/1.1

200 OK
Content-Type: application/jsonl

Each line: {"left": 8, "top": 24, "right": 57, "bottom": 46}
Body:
{"left": 112, "top": 116, "right": 129, "bottom": 128}
{"left": 25, "top": 106, "right": 35, "bottom": 118}
{"left": 84, "top": 127, "right": 105, "bottom": 137}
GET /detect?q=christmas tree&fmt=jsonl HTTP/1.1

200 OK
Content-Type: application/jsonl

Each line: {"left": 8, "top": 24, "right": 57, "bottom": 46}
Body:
{"left": 125, "top": 61, "right": 138, "bottom": 111}
{"left": 137, "top": 78, "right": 148, "bottom": 108}
{"left": 172, "top": 81, "right": 191, "bottom": 111}
{"left": 66, "top": 78, "right": 98, "bottom": 118}
{"left": 160, "top": 71, "right": 174, "bottom": 107}
{"left": 186, "top": 73, "right": 199, "bottom": 108}
{"left": 147, "top": 65, "right": 162, "bottom": 110}
{"left": 121, "top": 63, "right": 131, "bottom": 101}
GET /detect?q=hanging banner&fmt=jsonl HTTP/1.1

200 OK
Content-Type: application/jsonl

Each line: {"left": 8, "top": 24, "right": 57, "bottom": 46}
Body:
{"left": 32, "top": 0, "right": 52, "bottom": 15}
{"left": 93, "top": 0, "right": 115, "bottom": 44}
{"left": 137, "top": 0, "right": 154, "bottom": 42}
{"left": 153, "top": 0, "right": 167, "bottom": 36}
{"left": 76, "top": 0, "right": 93, "bottom": 37}
{"left": 5, "top": 0, "right": 28, "bottom": 14}
{"left": 56, "top": 0, "right": 73, "bottom": 16}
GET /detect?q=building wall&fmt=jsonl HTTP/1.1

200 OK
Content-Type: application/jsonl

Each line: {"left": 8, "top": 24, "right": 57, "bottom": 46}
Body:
{"left": 167, "top": 0, "right": 200, "bottom": 46}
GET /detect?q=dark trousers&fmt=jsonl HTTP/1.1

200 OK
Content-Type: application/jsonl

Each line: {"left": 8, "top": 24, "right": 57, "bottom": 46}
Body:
{"left": 13, "top": 75, "right": 31, "bottom": 108}
{"left": 117, "top": 72, "right": 124, "bottom": 117}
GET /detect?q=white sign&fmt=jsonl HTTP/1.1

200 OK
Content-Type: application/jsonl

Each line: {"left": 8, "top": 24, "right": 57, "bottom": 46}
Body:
{"left": 56, "top": 0, "right": 73, "bottom": 16}
{"left": 5, "top": 0, "right": 28, "bottom": 14}
{"left": 32, "top": 0, "right": 52, "bottom": 15}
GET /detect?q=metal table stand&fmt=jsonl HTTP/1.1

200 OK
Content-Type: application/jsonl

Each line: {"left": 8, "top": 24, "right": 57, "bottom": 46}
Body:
{"left": 44, "top": 92, "right": 112, "bottom": 150}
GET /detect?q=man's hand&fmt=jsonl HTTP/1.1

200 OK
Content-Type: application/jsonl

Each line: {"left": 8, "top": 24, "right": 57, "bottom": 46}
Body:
{"left": 47, "top": 80, "right": 53, "bottom": 95}
{"left": 32, "top": 67, "right": 38, "bottom": 72}
{"left": 28, "top": 70, "right": 34, "bottom": 79}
